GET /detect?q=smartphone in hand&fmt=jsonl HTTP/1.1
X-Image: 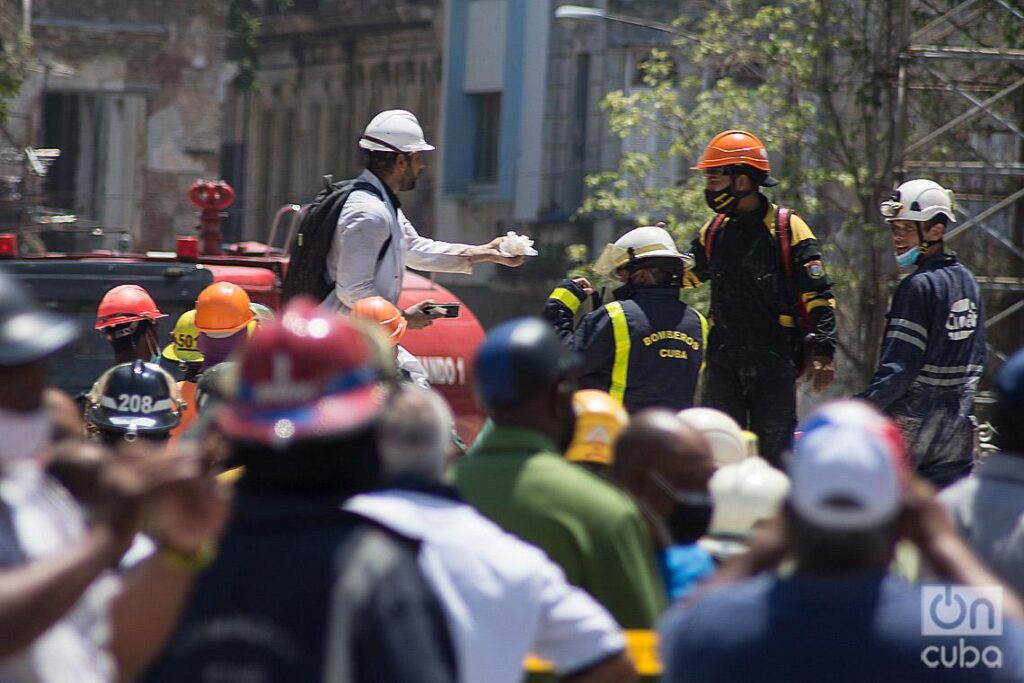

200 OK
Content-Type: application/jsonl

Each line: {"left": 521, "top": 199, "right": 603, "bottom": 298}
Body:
{"left": 425, "top": 303, "right": 461, "bottom": 318}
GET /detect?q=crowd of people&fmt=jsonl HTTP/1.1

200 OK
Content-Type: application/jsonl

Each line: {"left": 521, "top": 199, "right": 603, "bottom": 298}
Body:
{"left": 0, "top": 111, "right": 1017, "bottom": 682}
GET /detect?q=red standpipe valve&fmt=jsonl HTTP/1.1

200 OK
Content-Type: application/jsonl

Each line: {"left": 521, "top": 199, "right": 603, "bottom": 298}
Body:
{"left": 188, "top": 180, "right": 235, "bottom": 255}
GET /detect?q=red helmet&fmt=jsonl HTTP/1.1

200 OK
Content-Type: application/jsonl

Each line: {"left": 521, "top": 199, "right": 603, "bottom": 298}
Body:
{"left": 95, "top": 285, "right": 167, "bottom": 330}
{"left": 215, "top": 297, "right": 389, "bottom": 446}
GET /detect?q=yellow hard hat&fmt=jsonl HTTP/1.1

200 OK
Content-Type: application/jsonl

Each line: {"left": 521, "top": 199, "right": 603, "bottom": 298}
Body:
{"left": 566, "top": 389, "right": 629, "bottom": 466}
{"left": 162, "top": 309, "right": 204, "bottom": 364}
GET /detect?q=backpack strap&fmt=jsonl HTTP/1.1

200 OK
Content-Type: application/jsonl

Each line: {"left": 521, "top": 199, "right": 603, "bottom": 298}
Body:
{"left": 323, "top": 181, "right": 386, "bottom": 282}
{"left": 346, "top": 182, "right": 391, "bottom": 265}
{"left": 704, "top": 213, "right": 728, "bottom": 262}
{"left": 775, "top": 207, "right": 812, "bottom": 331}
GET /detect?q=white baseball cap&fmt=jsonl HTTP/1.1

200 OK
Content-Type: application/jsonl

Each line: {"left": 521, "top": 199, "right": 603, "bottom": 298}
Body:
{"left": 788, "top": 401, "right": 907, "bottom": 532}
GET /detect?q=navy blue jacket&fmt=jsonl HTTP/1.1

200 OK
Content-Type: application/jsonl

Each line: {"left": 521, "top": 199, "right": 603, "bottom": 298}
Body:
{"left": 543, "top": 279, "right": 706, "bottom": 413}
{"left": 859, "top": 253, "right": 985, "bottom": 480}
{"left": 860, "top": 253, "right": 984, "bottom": 409}
{"left": 142, "top": 489, "right": 456, "bottom": 683}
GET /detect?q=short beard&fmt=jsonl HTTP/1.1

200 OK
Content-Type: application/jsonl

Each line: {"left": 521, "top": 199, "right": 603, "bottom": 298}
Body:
{"left": 399, "top": 167, "right": 418, "bottom": 191}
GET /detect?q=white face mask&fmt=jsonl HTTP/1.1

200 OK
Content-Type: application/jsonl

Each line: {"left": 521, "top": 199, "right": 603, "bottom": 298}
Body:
{"left": 0, "top": 406, "right": 51, "bottom": 467}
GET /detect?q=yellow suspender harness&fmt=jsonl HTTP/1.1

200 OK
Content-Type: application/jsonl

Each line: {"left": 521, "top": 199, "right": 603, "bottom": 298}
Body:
{"left": 605, "top": 301, "right": 630, "bottom": 403}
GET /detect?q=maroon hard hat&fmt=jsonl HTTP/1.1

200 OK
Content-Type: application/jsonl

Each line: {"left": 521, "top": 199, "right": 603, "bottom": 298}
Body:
{"left": 215, "top": 297, "right": 389, "bottom": 445}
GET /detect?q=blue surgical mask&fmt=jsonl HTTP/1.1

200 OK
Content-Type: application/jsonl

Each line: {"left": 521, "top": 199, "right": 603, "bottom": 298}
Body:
{"left": 895, "top": 247, "right": 920, "bottom": 269}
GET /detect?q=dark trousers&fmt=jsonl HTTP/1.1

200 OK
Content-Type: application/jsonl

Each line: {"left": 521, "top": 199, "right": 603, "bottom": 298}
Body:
{"left": 702, "top": 354, "right": 796, "bottom": 468}
{"left": 890, "top": 385, "right": 975, "bottom": 488}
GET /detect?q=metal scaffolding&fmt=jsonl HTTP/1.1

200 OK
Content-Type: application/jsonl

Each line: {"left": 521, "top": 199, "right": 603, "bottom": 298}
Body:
{"left": 894, "top": 0, "right": 1024, "bottom": 376}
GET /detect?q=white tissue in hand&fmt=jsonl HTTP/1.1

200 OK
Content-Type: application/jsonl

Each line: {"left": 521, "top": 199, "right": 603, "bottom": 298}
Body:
{"left": 498, "top": 231, "right": 538, "bottom": 257}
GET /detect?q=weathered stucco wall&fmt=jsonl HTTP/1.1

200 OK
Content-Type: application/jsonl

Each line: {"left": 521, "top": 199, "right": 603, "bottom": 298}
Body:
{"left": 26, "top": 0, "right": 231, "bottom": 249}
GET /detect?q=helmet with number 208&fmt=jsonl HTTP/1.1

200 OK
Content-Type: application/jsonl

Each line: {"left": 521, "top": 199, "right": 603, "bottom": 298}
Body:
{"left": 87, "top": 360, "right": 184, "bottom": 436}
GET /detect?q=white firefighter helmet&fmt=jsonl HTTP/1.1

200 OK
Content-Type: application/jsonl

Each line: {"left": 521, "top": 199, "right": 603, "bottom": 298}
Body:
{"left": 879, "top": 179, "right": 957, "bottom": 224}
{"left": 704, "top": 456, "right": 790, "bottom": 550}
{"left": 359, "top": 109, "right": 435, "bottom": 153}
{"left": 593, "top": 225, "right": 693, "bottom": 277}
{"left": 677, "top": 407, "right": 747, "bottom": 467}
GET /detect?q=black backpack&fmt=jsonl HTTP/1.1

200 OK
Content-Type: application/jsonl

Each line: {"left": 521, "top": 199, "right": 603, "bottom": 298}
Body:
{"left": 281, "top": 176, "right": 385, "bottom": 304}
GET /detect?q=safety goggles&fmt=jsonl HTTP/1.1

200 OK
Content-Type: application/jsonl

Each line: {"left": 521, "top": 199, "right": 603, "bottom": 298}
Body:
{"left": 649, "top": 471, "right": 713, "bottom": 507}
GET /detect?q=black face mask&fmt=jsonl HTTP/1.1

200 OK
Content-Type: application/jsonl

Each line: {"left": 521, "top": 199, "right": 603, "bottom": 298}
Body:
{"left": 704, "top": 188, "right": 738, "bottom": 214}
{"left": 704, "top": 176, "right": 756, "bottom": 214}
{"left": 665, "top": 499, "right": 714, "bottom": 545}
{"left": 649, "top": 471, "right": 714, "bottom": 545}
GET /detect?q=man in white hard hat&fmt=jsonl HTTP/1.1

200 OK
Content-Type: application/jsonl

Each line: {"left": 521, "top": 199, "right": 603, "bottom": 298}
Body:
{"left": 857, "top": 179, "right": 985, "bottom": 487}
{"left": 325, "top": 109, "right": 523, "bottom": 327}
{"left": 542, "top": 225, "right": 707, "bottom": 412}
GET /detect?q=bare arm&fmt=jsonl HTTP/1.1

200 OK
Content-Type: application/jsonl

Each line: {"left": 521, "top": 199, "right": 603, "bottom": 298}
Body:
{"left": 902, "top": 477, "right": 1024, "bottom": 622}
{"left": 0, "top": 526, "right": 122, "bottom": 658}
{"left": 562, "top": 651, "right": 636, "bottom": 683}
{"left": 109, "top": 458, "right": 229, "bottom": 681}
{"left": 110, "top": 549, "right": 202, "bottom": 681}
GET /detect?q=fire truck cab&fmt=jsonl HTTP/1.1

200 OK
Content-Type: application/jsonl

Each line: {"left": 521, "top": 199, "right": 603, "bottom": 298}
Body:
{"left": 0, "top": 181, "right": 487, "bottom": 441}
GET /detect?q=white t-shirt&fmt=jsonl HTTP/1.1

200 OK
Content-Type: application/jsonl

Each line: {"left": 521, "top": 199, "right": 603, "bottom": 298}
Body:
{"left": 346, "top": 488, "right": 625, "bottom": 683}
{"left": 0, "top": 463, "right": 120, "bottom": 683}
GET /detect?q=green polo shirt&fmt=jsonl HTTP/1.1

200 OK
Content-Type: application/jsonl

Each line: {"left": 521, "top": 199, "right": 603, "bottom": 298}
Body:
{"left": 455, "top": 424, "right": 665, "bottom": 629}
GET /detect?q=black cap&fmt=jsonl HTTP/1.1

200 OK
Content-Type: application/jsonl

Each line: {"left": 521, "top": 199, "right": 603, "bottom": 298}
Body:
{"left": 0, "top": 269, "right": 79, "bottom": 366}
{"left": 87, "top": 360, "right": 182, "bottom": 435}
{"left": 474, "top": 317, "right": 578, "bottom": 411}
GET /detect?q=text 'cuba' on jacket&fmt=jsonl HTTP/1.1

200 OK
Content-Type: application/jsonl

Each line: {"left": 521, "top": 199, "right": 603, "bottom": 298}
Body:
{"left": 543, "top": 278, "right": 707, "bottom": 413}
{"left": 858, "top": 252, "right": 985, "bottom": 485}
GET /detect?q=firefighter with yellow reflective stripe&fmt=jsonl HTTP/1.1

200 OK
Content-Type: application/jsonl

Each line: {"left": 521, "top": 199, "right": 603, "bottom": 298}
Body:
{"left": 542, "top": 225, "right": 707, "bottom": 414}
{"left": 686, "top": 130, "right": 837, "bottom": 467}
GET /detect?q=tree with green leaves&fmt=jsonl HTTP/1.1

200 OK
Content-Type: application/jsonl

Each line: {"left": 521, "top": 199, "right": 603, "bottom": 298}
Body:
{"left": 229, "top": 0, "right": 293, "bottom": 92}
{"left": 577, "top": 0, "right": 909, "bottom": 391}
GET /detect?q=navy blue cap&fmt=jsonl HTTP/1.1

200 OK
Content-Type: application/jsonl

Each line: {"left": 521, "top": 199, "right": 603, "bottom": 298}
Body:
{"left": 0, "top": 269, "right": 79, "bottom": 366}
{"left": 475, "top": 317, "right": 578, "bottom": 410}
{"left": 996, "top": 349, "right": 1024, "bottom": 408}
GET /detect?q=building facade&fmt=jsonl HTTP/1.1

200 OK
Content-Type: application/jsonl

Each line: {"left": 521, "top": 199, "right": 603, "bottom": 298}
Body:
{"left": 13, "top": 0, "right": 232, "bottom": 249}
{"left": 223, "top": 0, "right": 444, "bottom": 244}
{"left": 436, "top": 0, "right": 682, "bottom": 322}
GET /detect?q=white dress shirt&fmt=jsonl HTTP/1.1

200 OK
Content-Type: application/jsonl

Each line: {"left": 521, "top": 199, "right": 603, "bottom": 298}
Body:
{"left": 346, "top": 488, "right": 625, "bottom": 683}
{"left": 324, "top": 169, "right": 473, "bottom": 311}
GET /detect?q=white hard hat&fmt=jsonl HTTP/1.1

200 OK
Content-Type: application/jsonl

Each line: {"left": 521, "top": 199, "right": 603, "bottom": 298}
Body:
{"left": 677, "top": 407, "right": 747, "bottom": 467}
{"left": 879, "top": 178, "right": 957, "bottom": 223}
{"left": 593, "top": 226, "right": 691, "bottom": 277}
{"left": 708, "top": 456, "right": 790, "bottom": 539}
{"left": 359, "top": 109, "right": 435, "bottom": 153}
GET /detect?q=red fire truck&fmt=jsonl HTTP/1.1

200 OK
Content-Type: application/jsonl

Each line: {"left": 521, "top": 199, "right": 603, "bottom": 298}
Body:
{"left": 0, "top": 180, "right": 487, "bottom": 441}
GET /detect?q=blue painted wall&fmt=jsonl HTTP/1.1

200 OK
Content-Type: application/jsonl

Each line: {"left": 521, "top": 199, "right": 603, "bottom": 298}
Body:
{"left": 442, "top": 0, "right": 523, "bottom": 202}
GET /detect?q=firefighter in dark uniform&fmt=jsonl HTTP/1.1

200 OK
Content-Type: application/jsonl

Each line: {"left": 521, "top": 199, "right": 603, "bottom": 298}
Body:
{"left": 542, "top": 225, "right": 707, "bottom": 413}
{"left": 858, "top": 179, "right": 984, "bottom": 487}
{"left": 686, "top": 130, "right": 837, "bottom": 467}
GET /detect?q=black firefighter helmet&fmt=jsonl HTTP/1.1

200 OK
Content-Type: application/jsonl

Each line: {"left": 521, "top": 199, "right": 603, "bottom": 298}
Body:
{"left": 87, "top": 360, "right": 184, "bottom": 438}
